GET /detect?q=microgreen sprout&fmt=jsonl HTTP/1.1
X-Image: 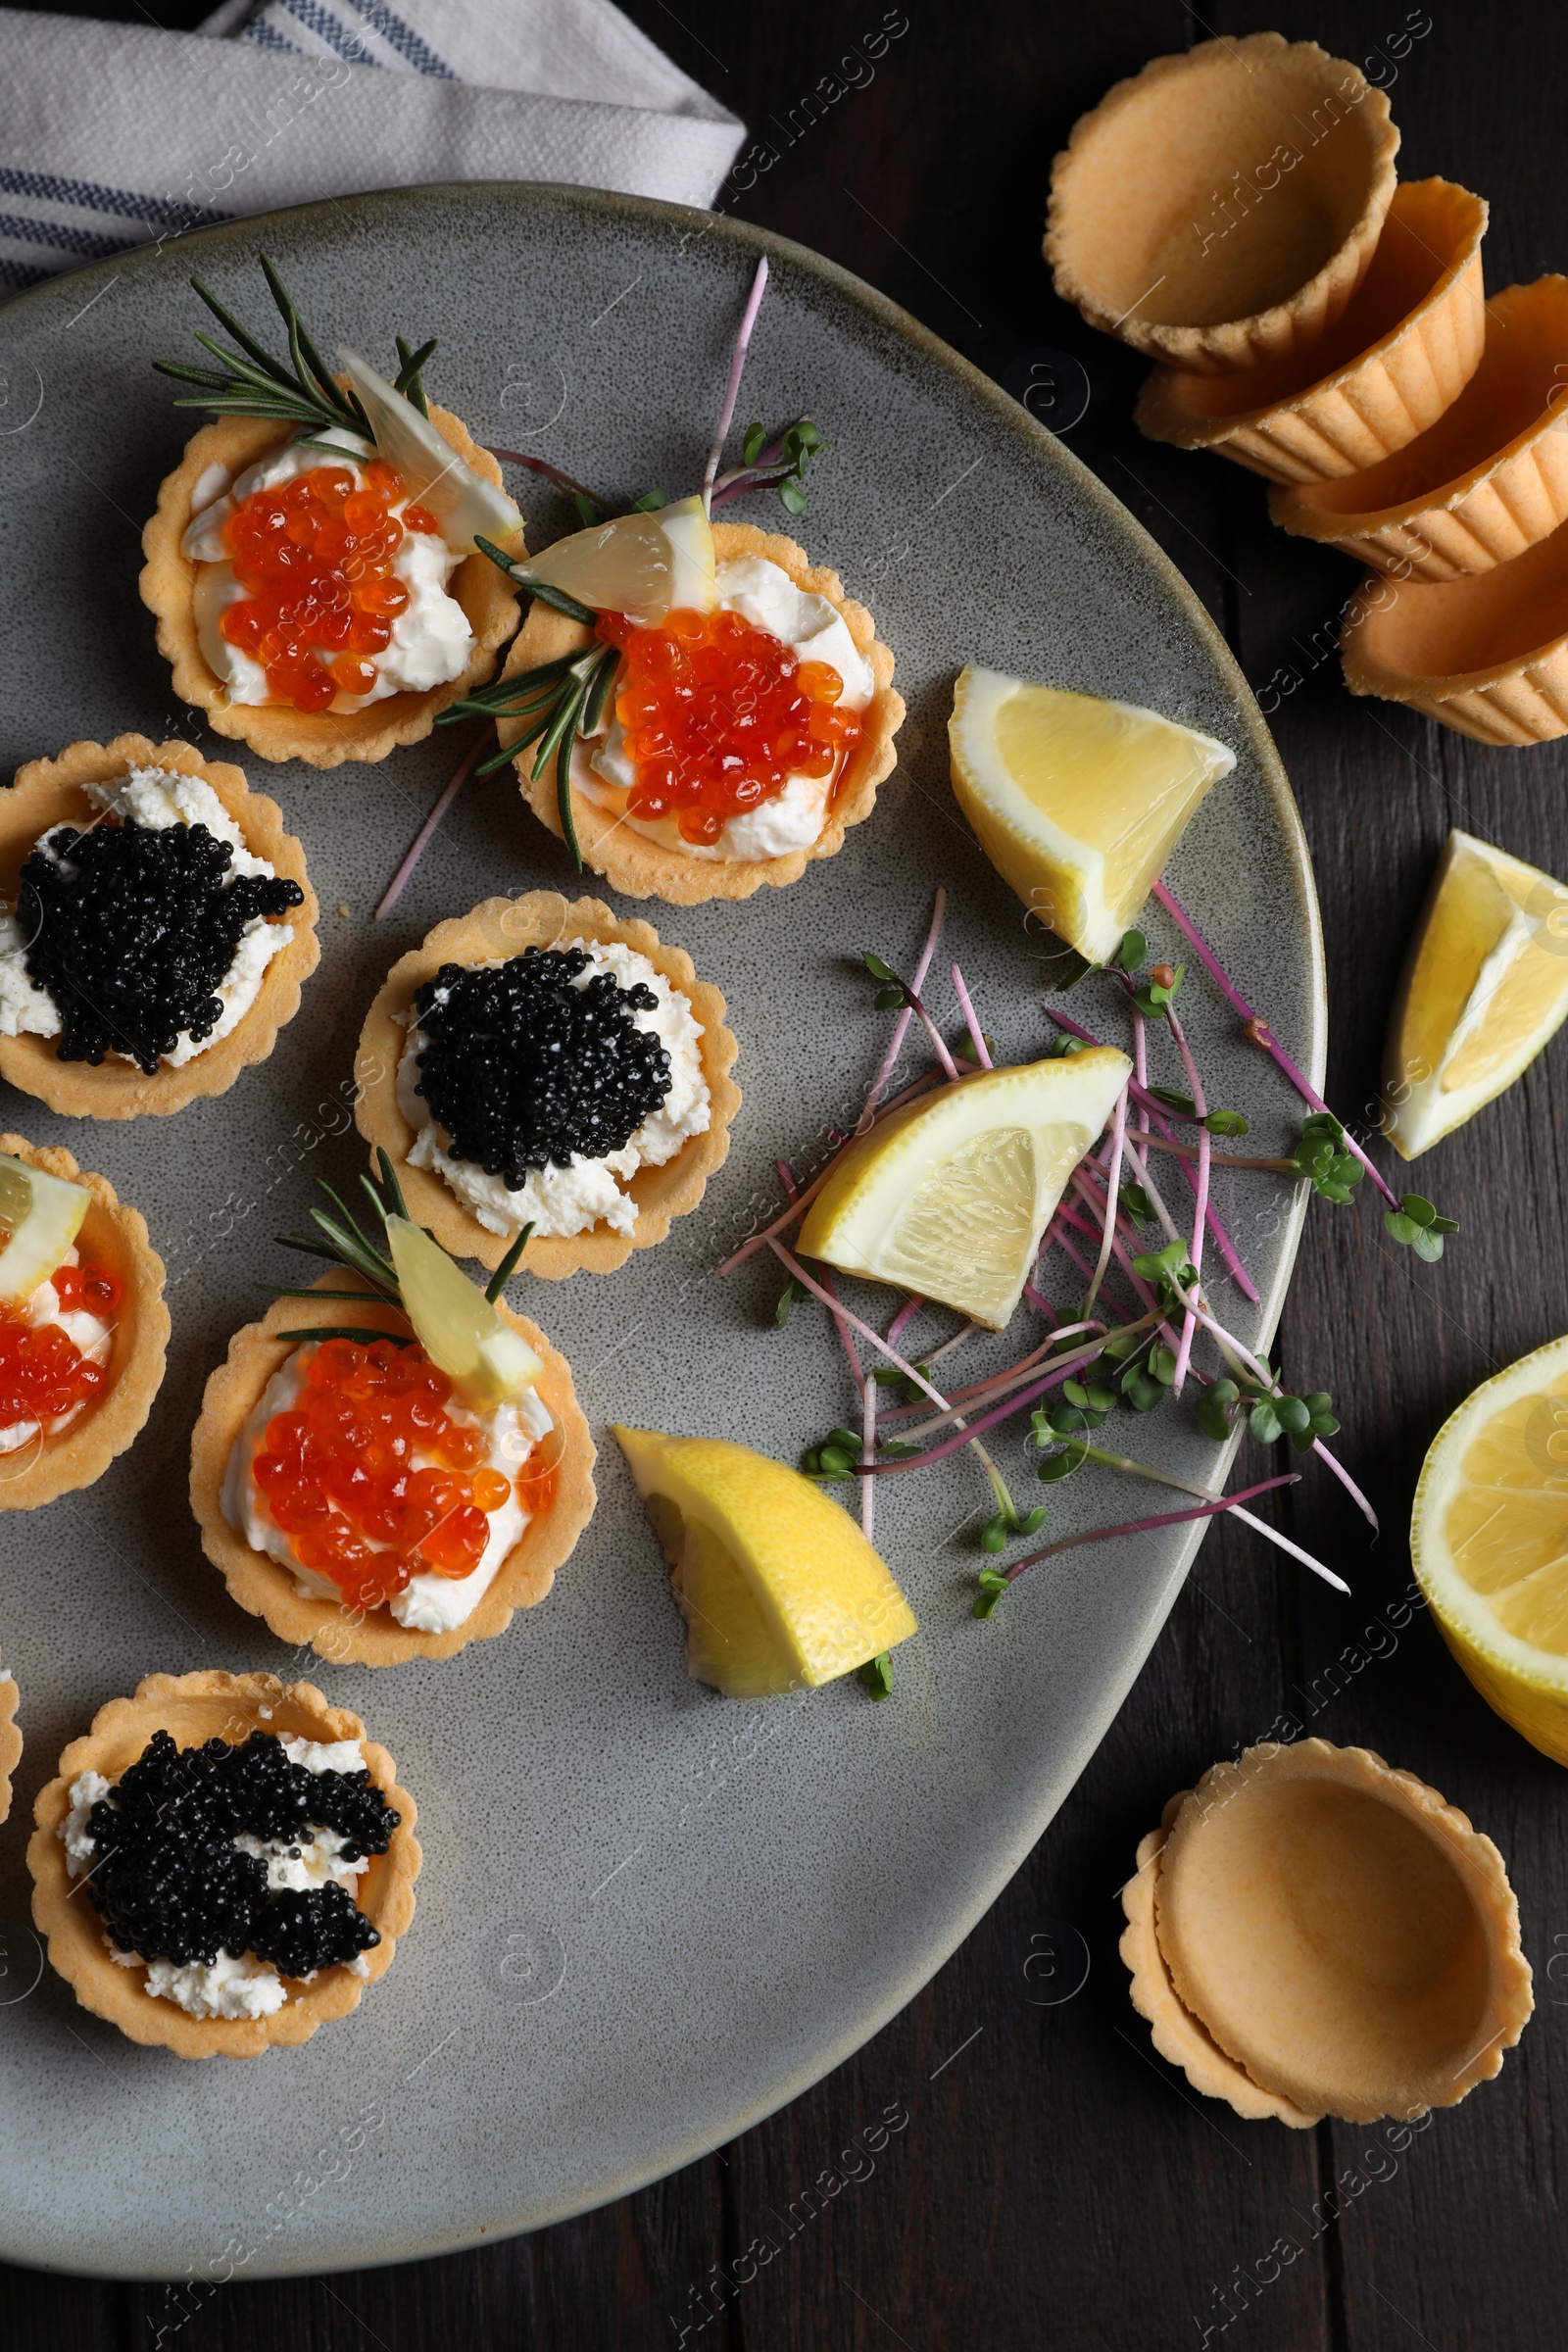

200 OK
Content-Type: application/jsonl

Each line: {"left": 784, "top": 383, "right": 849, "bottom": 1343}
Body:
{"left": 1385, "top": 1192, "right": 1459, "bottom": 1261}
{"left": 1196, "top": 1377, "right": 1340, "bottom": 1452}
{"left": 858, "top": 1651, "right": 895, "bottom": 1698}
{"left": 1289, "top": 1110, "right": 1364, "bottom": 1203}
{"left": 1131, "top": 961, "right": 1184, "bottom": 1017}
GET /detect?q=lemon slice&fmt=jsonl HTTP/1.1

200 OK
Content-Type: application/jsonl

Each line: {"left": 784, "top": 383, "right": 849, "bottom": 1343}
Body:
{"left": 514, "top": 495, "right": 716, "bottom": 623}
{"left": 612, "top": 1426, "right": 916, "bottom": 1695}
{"left": 796, "top": 1048, "right": 1130, "bottom": 1330}
{"left": 0, "top": 1152, "right": 88, "bottom": 1303}
{"left": 385, "top": 1216, "right": 542, "bottom": 1410}
{"left": 1383, "top": 831, "right": 1568, "bottom": 1160}
{"left": 335, "top": 345, "right": 523, "bottom": 553}
{"left": 948, "top": 668, "right": 1235, "bottom": 964}
{"left": 1411, "top": 1333, "right": 1568, "bottom": 1765}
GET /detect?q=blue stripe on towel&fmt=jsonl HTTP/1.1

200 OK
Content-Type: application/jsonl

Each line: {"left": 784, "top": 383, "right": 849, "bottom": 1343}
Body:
{"left": 0, "top": 211, "right": 141, "bottom": 263}
{"left": 351, "top": 0, "right": 455, "bottom": 77}
{"left": 0, "top": 166, "right": 231, "bottom": 232}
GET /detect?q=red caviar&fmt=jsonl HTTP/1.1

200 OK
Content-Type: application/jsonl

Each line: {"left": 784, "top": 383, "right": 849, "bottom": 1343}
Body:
{"left": 250, "top": 1336, "right": 549, "bottom": 1613}
{"left": 0, "top": 1259, "right": 122, "bottom": 1435}
{"left": 596, "top": 605, "right": 862, "bottom": 846}
{"left": 218, "top": 459, "right": 441, "bottom": 714}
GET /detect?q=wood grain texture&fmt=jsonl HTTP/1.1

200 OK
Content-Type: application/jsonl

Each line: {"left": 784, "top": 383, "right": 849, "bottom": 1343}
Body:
{"left": 2, "top": 0, "right": 1563, "bottom": 2343}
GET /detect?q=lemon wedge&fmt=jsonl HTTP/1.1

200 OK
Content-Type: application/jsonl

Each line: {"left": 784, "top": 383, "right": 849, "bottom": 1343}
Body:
{"left": 385, "top": 1215, "right": 542, "bottom": 1411}
{"left": 335, "top": 345, "right": 523, "bottom": 553}
{"left": 612, "top": 1426, "right": 916, "bottom": 1696}
{"left": 948, "top": 668, "right": 1235, "bottom": 964}
{"left": 1382, "top": 831, "right": 1568, "bottom": 1160}
{"left": 513, "top": 495, "right": 716, "bottom": 623}
{"left": 0, "top": 1152, "right": 88, "bottom": 1303}
{"left": 796, "top": 1048, "right": 1130, "bottom": 1330}
{"left": 1410, "top": 1333, "right": 1568, "bottom": 1765}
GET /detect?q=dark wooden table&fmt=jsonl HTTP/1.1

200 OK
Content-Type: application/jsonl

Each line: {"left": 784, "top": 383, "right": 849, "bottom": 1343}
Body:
{"left": 5, "top": 1, "right": 1566, "bottom": 2344}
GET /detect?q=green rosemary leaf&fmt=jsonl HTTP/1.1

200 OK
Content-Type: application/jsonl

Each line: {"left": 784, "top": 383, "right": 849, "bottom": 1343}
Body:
{"left": 189, "top": 274, "right": 296, "bottom": 389}
{"left": 484, "top": 1222, "right": 535, "bottom": 1302}
{"left": 394, "top": 335, "right": 437, "bottom": 416}
{"left": 582, "top": 642, "right": 618, "bottom": 736}
{"left": 572, "top": 490, "right": 602, "bottom": 526}
{"left": 151, "top": 360, "right": 236, "bottom": 391}
{"left": 275, "top": 1327, "right": 414, "bottom": 1348}
{"left": 256, "top": 1285, "right": 392, "bottom": 1300}
{"left": 261, "top": 254, "right": 363, "bottom": 430}
{"left": 375, "top": 1149, "right": 410, "bottom": 1223}
{"left": 556, "top": 694, "right": 584, "bottom": 873}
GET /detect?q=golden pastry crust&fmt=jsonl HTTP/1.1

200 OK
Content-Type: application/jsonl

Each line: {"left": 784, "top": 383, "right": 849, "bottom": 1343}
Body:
{"left": 0, "top": 1134, "right": 169, "bottom": 1511}
{"left": 0, "top": 736, "right": 318, "bottom": 1119}
{"left": 28, "top": 1671, "right": 418, "bottom": 2060}
{"left": 188, "top": 1270, "right": 596, "bottom": 1665}
{"left": 503, "top": 521, "right": 903, "bottom": 904}
{"left": 354, "top": 892, "right": 742, "bottom": 1278}
{"left": 138, "top": 406, "right": 520, "bottom": 769}
{"left": 0, "top": 1673, "right": 19, "bottom": 1828}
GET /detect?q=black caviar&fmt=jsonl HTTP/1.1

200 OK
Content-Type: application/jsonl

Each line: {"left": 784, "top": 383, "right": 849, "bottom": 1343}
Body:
{"left": 411, "top": 946, "right": 673, "bottom": 1186}
{"left": 21, "top": 818, "right": 304, "bottom": 1074}
{"left": 80, "top": 1729, "right": 396, "bottom": 1978}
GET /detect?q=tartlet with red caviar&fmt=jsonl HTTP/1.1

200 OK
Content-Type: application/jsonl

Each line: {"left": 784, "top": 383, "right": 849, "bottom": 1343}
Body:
{"left": 29, "top": 1672, "right": 418, "bottom": 2060}
{"left": 0, "top": 1134, "right": 168, "bottom": 1512}
{"left": 189, "top": 1162, "right": 595, "bottom": 1667}
{"left": 353, "top": 891, "right": 741, "bottom": 1279}
{"left": 0, "top": 735, "right": 318, "bottom": 1120}
{"left": 139, "top": 262, "right": 522, "bottom": 769}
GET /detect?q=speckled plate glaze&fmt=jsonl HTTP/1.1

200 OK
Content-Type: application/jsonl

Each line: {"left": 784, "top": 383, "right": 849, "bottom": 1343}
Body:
{"left": 0, "top": 182, "right": 1322, "bottom": 2279}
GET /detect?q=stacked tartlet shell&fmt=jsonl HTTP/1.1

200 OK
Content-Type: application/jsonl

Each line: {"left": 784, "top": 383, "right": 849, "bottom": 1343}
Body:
{"left": 354, "top": 892, "right": 742, "bottom": 1278}
{"left": 1273, "top": 278, "right": 1568, "bottom": 578}
{"left": 0, "top": 1135, "right": 169, "bottom": 1512}
{"left": 1120, "top": 1740, "right": 1533, "bottom": 2126}
{"left": 0, "top": 1668, "right": 18, "bottom": 1826}
{"left": 502, "top": 522, "right": 904, "bottom": 906}
{"left": 28, "top": 1672, "right": 419, "bottom": 2059}
{"left": 0, "top": 736, "right": 318, "bottom": 1118}
{"left": 1045, "top": 34, "right": 1398, "bottom": 372}
{"left": 188, "top": 1269, "right": 597, "bottom": 1667}
{"left": 1135, "top": 180, "right": 1488, "bottom": 483}
{"left": 139, "top": 406, "right": 520, "bottom": 769}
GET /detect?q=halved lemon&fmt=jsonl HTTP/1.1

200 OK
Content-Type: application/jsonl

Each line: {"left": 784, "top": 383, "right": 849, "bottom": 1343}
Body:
{"left": 612, "top": 1426, "right": 916, "bottom": 1696}
{"left": 336, "top": 345, "right": 523, "bottom": 553}
{"left": 1383, "top": 830, "right": 1568, "bottom": 1160}
{"left": 385, "top": 1216, "right": 542, "bottom": 1410}
{"left": 948, "top": 668, "right": 1235, "bottom": 964}
{"left": 0, "top": 1152, "right": 88, "bottom": 1303}
{"left": 796, "top": 1048, "right": 1130, "bottom": 1329}
{"left": 1411, "top": 1332, "right": 1568, "bottom": 1764}
{"left": 511, "top": 495, "right": 716, "bottom": 623}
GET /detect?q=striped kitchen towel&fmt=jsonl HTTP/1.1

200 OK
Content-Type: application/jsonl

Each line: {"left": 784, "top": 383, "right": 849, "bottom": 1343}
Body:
{"left": 0, "top": 0, "right": 743, "bottom": 294}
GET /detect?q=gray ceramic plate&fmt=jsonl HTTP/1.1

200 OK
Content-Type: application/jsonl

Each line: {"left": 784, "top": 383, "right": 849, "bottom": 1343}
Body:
{"left": 0, "top": 182, "right": 1322, "bottom": 2280}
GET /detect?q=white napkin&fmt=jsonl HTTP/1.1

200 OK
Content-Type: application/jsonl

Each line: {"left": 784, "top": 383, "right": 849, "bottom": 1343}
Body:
{"left": 0, "top": 0, "right": 743, "bottom": 294}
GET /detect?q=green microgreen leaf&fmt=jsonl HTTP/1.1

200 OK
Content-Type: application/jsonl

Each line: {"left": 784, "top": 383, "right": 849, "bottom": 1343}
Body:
{"left": 1203, "top": 1107, "right": 1250, "bottom": 1137}
{"left": 1120, "top": 1181, "right": 1154, "bottom": 1224}
{"left": 862, "top": 952, "right": 899, "bottom": 981}
{"left": 1150, "top": 1087, "right": 1197, "bottom": 1117}
{"left": 1116, "top": 928, "right": 1147, "bottom": 972}
{"left": 743, "top": 420, "right": 767, "bottom": 466}
{"left": 572, "top": 490, "right": 602, "bottom": 526}
{"left": 972, "top": 1568, "right": 1008, "bottom": 1619}
{"left": 858, "top": 1651, "right": 895, "bottom": 1699}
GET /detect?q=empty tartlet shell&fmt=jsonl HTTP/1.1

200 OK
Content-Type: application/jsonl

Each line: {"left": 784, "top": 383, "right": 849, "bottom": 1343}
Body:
{"left": 1341, "top": 510, "right": 1568, "bottom": 744}
{"left": 0, "top": 735, "right": 318, "bottom": 1118}
{"left": 1046, "top": 33, "right": 1398, "bottom": 373}
{"left": 1273, "top": 278, "right": 1568, "bottom": 579}
{"left": 139, "top": 406, "right": 520, "bottom": 769}
{"left": 0, "top": 1134, "right": 169, "bottom": 1511}
{"left": 502, "top": 522, "right": 903, "bottom": 905}
{"left": 28, "top": 1671, "right": 418, "bottom": 2059}
{"left": 0, "top": 1671, "right": 18, "bottom": 1826}
{"left": 1137, "top": 181, "right": 1488, "bottom": 483}
{"left": 1121, "top": 1795, "right": 1320, "bottom": 2128}
{"left": 188, "top": 1269, "right": 596, "bottom": 1666}
{"left": 354, "top": 892, "right": 741, "bottom": 1278}
{"left": 1127, "top": 1740, "right": 1532, "bottom": 2126}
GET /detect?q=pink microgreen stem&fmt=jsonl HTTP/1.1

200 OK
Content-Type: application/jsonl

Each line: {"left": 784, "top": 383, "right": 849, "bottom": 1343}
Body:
{"left": 710, "top": 416, "right": 813, "bottom": 508}
{"left": 950, "top": 964, "right": 992, "bottom": 1069}
{"left": 850, "top": 1325, "right": 1152, "bottom": 1468}
{"left": 877, "top": 1320, "right": 1104, "bottom": 1430}
{"left": 890, "top": 1327, "right": 1125, "bottom": 1444}
{"left": 776, "top": 1157, "right": 862, "bottom": 1395}
{"left": 1079, "top": 1442, "right": 1349, "bottom": 1592}
{"left": 482, "top": 448, "right": 612, "bottom": 513}
{"left": 1084, "top": 1083, "right": 1127, "bottom": 1317}
{"left": 1023, "top": 1280, "right": 1058, "bottom": 1322}
{"left": 1164, "top": 1004, "right": 1208, "bottom": 1395}
{"left": 860, "top": 1364, "right": 876, "bottom": 1541}
{"left": 1151, "top": 879, "right": 1400, "bottom": 1213}
{"left": 995, "top": 1474, "right": 1298, "bottom": 1585}
{"left": 1310, "top": 1438, "right": 1380, "bottom": 1534}
{"left": 376, "top": 733, "right": 487, "bottom": 920}
{"left": 702, "top": 256, "right": 770, "bottom": 516}
{"left": 858, "top": 888, "right": 947, "bottom": 1131}
{"left": 887, "top": 1296, "right": 923, "bottom": 1349}
{"left": 1127, "top": 1129, "right": 1296, "bottom": 1173}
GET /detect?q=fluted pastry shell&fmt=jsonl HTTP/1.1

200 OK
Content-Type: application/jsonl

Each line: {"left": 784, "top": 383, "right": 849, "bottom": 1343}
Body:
{"left": 504, "top": 522, "right": 903, "bottom": 905}
{"left": 139, "top": 405, "right": 519, "bottom": 769}
{"left": 1273, "top": 277, "right": 1568, "bottom": 578}
{"left": 1137, "top": 181, "right": 1488, "bottom": 482}
{"left": 1342, "top": 508, "right": 1568, "bottom": 743}
{"left": 0, "top": 1134, "right": 168, "bottom": 1511}
{"left": 1046, "top": 33, "right": 1397, "bottom": 373}
{"left": 1147, "top": 1740, "right": 1532, "bottom": 2124}
{"left": 354, "top": 892, "right": 741, "bottom": 1279}
{"left": 1120, "top": 1793, "right": 1320, "bottom": 2128}
{"left": 188, "top": 1270, "right": 596, "bottom": 1666}
{"left": 0, "top": 1670, "right": 18, "bottom": 1827}
{"left": 28, "top": 1671, "right": 418, "bottom": 2059}
{"left": 0, "top": 736, "right": 318, "bottom": 1118}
